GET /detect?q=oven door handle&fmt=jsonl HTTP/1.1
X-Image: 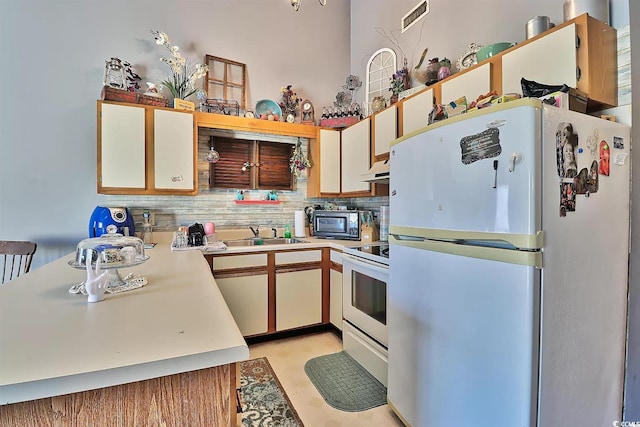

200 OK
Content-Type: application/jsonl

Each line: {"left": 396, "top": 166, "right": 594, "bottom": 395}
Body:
{"left": 343, "top": 254, "right": 389, "bottom": 274}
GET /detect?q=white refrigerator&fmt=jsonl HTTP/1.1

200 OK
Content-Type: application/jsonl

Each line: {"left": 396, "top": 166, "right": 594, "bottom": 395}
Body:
{"left": 387, "top": 99, "right": 630, "bottom": 427}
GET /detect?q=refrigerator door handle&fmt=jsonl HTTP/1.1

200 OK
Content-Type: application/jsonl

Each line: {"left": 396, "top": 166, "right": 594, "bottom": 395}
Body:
{"left": 389, "top": 225, "right": 543, "bottom": 250}
{"left": 389, "top": 233, "right": 543, "bottom": 269}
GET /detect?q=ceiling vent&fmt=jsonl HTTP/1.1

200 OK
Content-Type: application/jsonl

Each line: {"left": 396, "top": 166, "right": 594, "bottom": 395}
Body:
{"left": 401, "top": 0, "right": 430, "bottom": 33}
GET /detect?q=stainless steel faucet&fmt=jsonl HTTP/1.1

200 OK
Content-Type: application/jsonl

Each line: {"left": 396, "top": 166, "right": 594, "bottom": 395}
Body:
{"left": 249, "top": 226, "right": 260, "bottom": 237}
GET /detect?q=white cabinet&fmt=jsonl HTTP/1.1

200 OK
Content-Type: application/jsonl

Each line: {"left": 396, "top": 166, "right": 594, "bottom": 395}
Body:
{"left": 276, "top": 269, "right": 322, "bottom": 331}
{"left": 211, "top": 253, "right": 269, "bottom": 337}
{"left": 441, "top": 63, "right": 491, "bottom": 104}
{"left": 341, "top": 117, "right": 371, "bottom": 194}
{"left": 318, "top": 129, "right": 341, "bottom": 194}
{"left": 153, "top": 109, "right": 195, "bottom": 191}
{"left": 501, "top": 15, "right": 617, "bottom": 109}
{"left": 329, "top": 250, "right": 343, "bottom": 330}
{"left": 99, "top": 103, "right": 146, "bottom": 189}
{"left": 401, "top": 88, "right": 434, "bottom": 136}
{"left": 98, "top": 101, "right": 196, "bottom": 195}
{"left": 309, "top": 118, "right": 386, "bottom": 198}
{"left": 372, "top": 105, "right": 397, "bottom": 159}
{"left": 275, "top": 249, "right": 323, "bottom": 331}
{"left": 216, "top": 275, "right": 269, "bottom": 336}
{"left": 502, "top": 24, "right": 577, "bottom": 96}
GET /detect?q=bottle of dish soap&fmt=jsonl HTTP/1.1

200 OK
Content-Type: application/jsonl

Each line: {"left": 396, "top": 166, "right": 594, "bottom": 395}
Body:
{"left": 284, "top": 224, "right": 292, "bottom": 239}
{"left": 141, "top": 210, "right": 153, "bottom": 245}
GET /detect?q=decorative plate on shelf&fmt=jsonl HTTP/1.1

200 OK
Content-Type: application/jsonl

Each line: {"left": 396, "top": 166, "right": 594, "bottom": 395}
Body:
{"left": 456, "top": 43, "right": 483, "bottom": 71}
{"left": 255, "top": 99, "right": 282, "bottom": 119}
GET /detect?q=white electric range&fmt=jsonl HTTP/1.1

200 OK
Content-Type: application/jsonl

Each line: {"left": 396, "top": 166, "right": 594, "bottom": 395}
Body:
{"left": 341, "top": 243, "right": 389, "bottom": 387}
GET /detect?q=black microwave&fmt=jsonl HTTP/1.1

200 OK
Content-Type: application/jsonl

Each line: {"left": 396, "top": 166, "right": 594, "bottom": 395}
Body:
{"left": 313, "top": 210, "right": 361, "bottom": 240}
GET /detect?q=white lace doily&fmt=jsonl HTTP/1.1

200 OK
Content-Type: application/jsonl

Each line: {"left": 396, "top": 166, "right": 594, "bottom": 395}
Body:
{"left": 69, "top": 274, "right": 148, "bottom": 295}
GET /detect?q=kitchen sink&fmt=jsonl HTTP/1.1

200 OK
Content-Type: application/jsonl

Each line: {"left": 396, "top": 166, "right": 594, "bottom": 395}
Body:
{"left": 223, "top": 238, "right": 309, "bottom": 247}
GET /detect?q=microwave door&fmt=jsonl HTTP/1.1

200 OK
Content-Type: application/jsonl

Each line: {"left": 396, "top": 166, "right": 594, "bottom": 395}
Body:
{"left": 318, "top": 217, "right": 346, "bottom": 233}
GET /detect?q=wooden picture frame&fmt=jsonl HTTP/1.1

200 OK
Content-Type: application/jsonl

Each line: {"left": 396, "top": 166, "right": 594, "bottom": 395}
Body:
{"left": 205, "top": 55, "right": 247, "bottom": 111}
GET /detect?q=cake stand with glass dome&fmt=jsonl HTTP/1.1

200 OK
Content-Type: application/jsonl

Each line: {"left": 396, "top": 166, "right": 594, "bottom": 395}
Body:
{"left": 68, "top": 233, "right": 150, "bottom": 294}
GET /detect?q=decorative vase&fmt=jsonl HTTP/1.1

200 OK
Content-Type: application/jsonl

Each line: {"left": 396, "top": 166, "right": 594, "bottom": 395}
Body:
{"left": 390, "top": 94, "right": 399, "bottom": 104}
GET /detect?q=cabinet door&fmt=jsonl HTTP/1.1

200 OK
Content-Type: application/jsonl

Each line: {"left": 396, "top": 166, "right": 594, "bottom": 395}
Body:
{"left": 330, "top": 268, "right": 343, "bottom": 330}
{"left": 372, "top": 105, "right": 397, "bottom": 159}
{"left": 341, "top": 118, "right": 371, "bottom": 194}
{"left": 441, "top": 63, "right": 491, "bottom": 105}
{"left": 276, "top": 269, "right": 322, "bottom": 331}
{"left": 99, "top": 103, "right": 146, "bottom": 189}
{"left": 401, "top": 88, "right": 434, "bottom": 136}
{"left": 216, "top": 275, "right": 269, "bottom": 336}
{"left": 319, "top": 129, "right": 341, "bottom": 194}
{"left": 154, "top": 109, "right": 195, "bottom": 191}
{"left": 502, "top": 24, "right": 577, "bottom": 95}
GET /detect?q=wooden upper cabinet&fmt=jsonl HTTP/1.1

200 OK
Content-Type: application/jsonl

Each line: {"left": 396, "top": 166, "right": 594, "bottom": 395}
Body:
{"left": 501, "top": 14, "right": 617, "bottom": 109}
{"left": 154, "top": 109, "right": 196, "bottom": 191}
{"left": 341, "top": 118, "right": 371, "bottom": 195}
{"left": 99, "top": 103, "right": 146, "bottom": 190}
{"left": 372, "top": 105, "right": 397, "bottom": 160}
{"left": 307, "top": 129, "right": 340, "bottom": 197}
{"left": 399, "top": 88, "right": 434, "bottom": 136}
{"left": 441, "top": 63, "right": 491, "bottom": 106}
{"left": 319, "top": 129, "right": 341, "bottom": 194}
{"left": 98, "top": 101, "right": 196, "bottom": 195}
{"left": 502, "top": 24, "right": 578, "bottom": 97}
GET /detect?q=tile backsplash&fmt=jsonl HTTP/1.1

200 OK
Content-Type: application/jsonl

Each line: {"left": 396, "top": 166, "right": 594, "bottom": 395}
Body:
{"left": 106, "top": 128, "right": 388, "bottom": 232}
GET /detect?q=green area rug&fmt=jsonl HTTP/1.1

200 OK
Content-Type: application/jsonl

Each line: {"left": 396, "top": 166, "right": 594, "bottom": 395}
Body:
{"left": 304, "top": 351, "right": 387, "bottom": 412}
{"left": 239, "top": 357, "right": 304, "bottom": 427}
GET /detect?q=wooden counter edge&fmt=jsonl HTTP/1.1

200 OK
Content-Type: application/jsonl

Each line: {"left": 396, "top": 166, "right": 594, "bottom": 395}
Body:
{"left": 0, "top": 363, "right": 240, "bottom": 427}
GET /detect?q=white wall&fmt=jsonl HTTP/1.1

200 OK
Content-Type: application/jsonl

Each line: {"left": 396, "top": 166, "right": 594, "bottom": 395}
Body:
{"left": 0, "top": 0, "right": 350, "bottom": 268}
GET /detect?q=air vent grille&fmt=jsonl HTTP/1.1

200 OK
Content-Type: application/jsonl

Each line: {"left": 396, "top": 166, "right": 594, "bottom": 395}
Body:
{"left": 401, "top": 0, "right": 430, "bottom": 33}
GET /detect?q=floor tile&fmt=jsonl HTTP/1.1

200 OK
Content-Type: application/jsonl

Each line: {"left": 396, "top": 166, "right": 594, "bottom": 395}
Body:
{"left": 248, "top": 331, "right": 405, "bottom": 427}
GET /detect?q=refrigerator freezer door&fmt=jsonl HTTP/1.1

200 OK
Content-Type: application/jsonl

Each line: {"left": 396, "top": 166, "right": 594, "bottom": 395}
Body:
{"left": 388, "top": 243, "right": 540, "bottom": 427}
{"left": 390, "top": 100, "right": 542, "bottom": 236}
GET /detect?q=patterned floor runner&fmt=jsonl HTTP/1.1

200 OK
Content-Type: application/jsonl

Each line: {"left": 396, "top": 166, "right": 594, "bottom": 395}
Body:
{"left": 239, "top": 357, "right": 304, "bottom": 426}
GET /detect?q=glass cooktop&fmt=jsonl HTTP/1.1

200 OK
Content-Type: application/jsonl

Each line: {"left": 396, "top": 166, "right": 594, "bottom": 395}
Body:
{"left": 344, "top": 243, "right": 390, "bottom": 265}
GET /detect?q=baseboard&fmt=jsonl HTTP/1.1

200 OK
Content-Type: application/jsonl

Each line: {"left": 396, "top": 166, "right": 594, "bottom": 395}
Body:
{"left": 245, "top": 323, "right": 340, "bottom": 345}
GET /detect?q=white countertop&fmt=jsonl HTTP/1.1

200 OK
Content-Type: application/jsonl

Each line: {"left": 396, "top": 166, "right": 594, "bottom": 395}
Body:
{"left": 0, "top": 234, "right": 249, "bottom": 405}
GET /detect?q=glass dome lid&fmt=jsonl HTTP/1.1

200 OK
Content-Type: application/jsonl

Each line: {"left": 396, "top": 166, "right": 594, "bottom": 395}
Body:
{"left": 72, "top": 233, "right": 146, "bottom": 268}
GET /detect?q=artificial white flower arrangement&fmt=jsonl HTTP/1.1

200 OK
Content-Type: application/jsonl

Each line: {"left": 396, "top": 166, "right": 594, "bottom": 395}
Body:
{"left": 151, "top": 30, "right": 208, "bottom": 100}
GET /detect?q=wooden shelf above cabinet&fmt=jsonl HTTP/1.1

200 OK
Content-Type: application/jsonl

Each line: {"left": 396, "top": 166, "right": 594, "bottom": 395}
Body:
{"left": 195, "top": 111, "right": 319, "bottom": 139}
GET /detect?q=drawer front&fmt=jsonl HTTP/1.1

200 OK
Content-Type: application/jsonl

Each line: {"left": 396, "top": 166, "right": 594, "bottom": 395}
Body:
{"left": 212, "top": 253, "right": 268, "bottom": 271}
{"left": 275, "top": 250, "right": 322, "bottom": 264}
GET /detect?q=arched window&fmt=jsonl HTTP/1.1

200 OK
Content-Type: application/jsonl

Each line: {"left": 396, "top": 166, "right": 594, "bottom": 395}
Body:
{"left": 365, "top": 48, "right": 397, "bottom": 114}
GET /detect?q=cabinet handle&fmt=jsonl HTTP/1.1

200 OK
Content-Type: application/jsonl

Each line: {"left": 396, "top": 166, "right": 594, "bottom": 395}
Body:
{"left": 576, "top": 66, "right": 582, "bottom": 81}
{"left": 575, "top": 35, "right": 581, "bottom": 49}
